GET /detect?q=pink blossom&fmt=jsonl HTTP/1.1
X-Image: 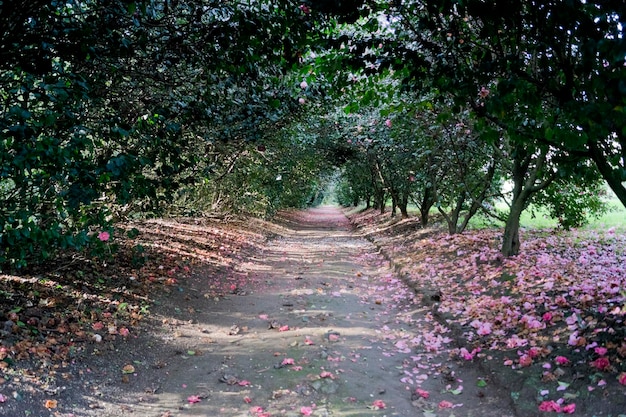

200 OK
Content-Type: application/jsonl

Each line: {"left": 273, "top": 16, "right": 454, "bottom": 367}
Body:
{"left": 439, "top": 400, "right": 454, "bottom": 409}
{"left": 300, "top": 406, "right": 313, "bottom": 416}
{"left": 372, "top": 399, "right": 386, "bottom": 409}
{"left": 538, "top": 400, "right": 561, "bottom": 412}
{"left": 300, "top": 81, "right": 308, "bottom": 89}
{"left": 459, "top": 347, "right": 474, "bottom": 360}
{"left": 518, "top": 354, "right": 533, "bottom": 367}
{"left": 568, "top": 332, "right": 582, "bottom": 346}
{"left": 594, "top": 347, "right": 608, "bottom": 356}
{"left": 281, "top": 358, "right": 295, "bottom": 365}
{"left": 415, "top": 388, "right": 429, "bottom": 399}
{"left": 92, "top": 321, "right": 104, "bottom": 331}
{"left": 565, "top": 314, "right": 578, "bottom": 326}
{"left": 118, "top": 327, "right": 130, "bottom": 337}
{"left": 590, "top": 357, "right": 611, "bottom": 371}
{"left": 542, "top": 312, "right": 553, "bottom": 323}
{"left": 97, "top": 231, "right": 110, "bottom": 242}
{"left": 618, "top": 373, "right": 626, "bottom": 386}
{"left": 187, "top": 395, "right": 201, "bottom": 404}
{"left": 562, "top": 403, "right": 576, "bottom": 414}
{"left": 385, "top": 119, "right": 392, "bottom": 128}
{"left": 477, "top": 322, "right": 492, "bottom": 336}
{"left": 555, "top": 356, "right": 570, "bottom": 366}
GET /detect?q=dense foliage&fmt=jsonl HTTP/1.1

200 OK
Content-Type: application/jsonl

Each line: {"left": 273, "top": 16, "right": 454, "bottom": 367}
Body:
{"left": 319, "top": 0, "right": 624, "bottom": 255}
{"left": 0, "top": 0, "right": 331, "bottom": 268}
{"left": 1, "top": 0, "right": 624, "bottom": 267}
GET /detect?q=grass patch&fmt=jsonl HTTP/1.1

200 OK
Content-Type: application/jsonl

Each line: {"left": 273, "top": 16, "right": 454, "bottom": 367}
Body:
{"left": 468, "top": 191, "right": 626, "bottom": 232}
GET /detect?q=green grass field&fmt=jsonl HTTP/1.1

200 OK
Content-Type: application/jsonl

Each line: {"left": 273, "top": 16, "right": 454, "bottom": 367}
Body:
{"left": 468, "top": 193, "right": 626, "bottom": 232}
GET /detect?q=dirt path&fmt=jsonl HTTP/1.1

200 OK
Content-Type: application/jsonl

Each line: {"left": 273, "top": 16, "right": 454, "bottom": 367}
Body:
{"left": 52, "top": 207, "right": 517, "bottom": 417}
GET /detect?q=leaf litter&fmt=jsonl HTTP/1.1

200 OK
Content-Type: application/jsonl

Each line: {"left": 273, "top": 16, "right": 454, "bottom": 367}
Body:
{"left": 349, "top": 208, "right": 626, "bottom": 415}
{"left": 3, "top": 207, "right": 622, "bottom": 416}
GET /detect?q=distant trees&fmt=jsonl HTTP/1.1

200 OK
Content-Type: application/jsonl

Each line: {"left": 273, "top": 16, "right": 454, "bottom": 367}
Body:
{"left": 390, "top": 0, "right": 624, "bottom": 255}
{"left": 326, "top": 0, "right": 623, "bottom": 255}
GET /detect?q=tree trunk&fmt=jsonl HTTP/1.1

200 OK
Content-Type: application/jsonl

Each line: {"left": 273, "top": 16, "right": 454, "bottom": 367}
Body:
{"left": 419, "top": 187, "right": 435, "bottom": 226}
{"left": 501, "top": 199, "right": 524, "bottom": 256}
{"left": 390, "top": 189, "right": 398, "bottom": 217}
{"left": 500, "top": 145, "right": 554, "bottom": 256}
{"left": 374, "top": 189, "right": 386, "bottom": 213}
{"left": 399, "top": 194, "right": 409, "bottom": 218}
{"left": 439, "top": 197, "right": 462, "bottom": 234}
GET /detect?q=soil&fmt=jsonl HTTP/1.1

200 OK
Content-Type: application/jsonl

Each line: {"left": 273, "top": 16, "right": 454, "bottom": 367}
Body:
{"left": 0, "top": 206, "right": 520, "bottom": 417}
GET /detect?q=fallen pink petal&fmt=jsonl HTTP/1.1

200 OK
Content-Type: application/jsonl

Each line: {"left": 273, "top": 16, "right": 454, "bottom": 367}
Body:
{"left": 187, "top": 395, "right": 201, "bottom": 404}
{"left": 415, "top": 388, "right": 430, "bottom": 398}
{"left": 555, "top": 356, "right": 570, "bottom": 366}
{"left": 372, "top": 399, "right": 386, "bottom": 409}
{"left": 590, "top": 357, "right": 611, "bottom": 371}
{"left": 538, "top": 400, "right": 561, "bottom": 412}
{"left": 439, "top": 400, "right": 454, "bottom": 409}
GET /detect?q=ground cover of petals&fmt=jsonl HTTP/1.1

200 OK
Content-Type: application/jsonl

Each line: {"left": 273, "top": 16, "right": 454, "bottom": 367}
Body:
{"left": 348, "top": 208, "right": 626, "bottom": 416}
{"left": 3, "top": 206, "right": 623, "bottom": 417}
{"left": 2, "top": 208, "right": 521, "bottom": 417}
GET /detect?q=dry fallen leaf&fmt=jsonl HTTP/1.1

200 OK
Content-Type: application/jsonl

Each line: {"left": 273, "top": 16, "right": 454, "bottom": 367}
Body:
{"left": 43, "top": 399, "right": 58, "bottom": 409}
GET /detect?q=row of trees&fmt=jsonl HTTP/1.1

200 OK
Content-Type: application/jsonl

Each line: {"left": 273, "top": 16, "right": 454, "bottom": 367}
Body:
{"left": 326, "top": 0, "right": 624, "bottom": 256}
{"left": 0, "top": 0, "right": 346, "bottom": 269}
{"left": 1, "top": 0, "right": 624, "bottom": 267}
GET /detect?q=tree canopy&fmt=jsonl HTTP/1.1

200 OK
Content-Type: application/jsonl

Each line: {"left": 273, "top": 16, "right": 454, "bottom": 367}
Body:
{"left": 1, "top": 0, "right": 624, "bottom": 268}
